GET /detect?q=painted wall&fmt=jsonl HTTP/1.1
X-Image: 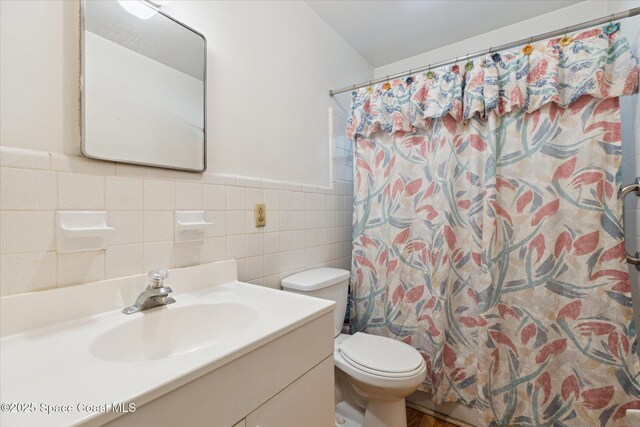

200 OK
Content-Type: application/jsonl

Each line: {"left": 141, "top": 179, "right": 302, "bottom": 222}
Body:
{"left": 374, "top": 1, "right": 613, "bottom": 78}
{"left": 0, "top": 0, "right": 372, "bottom": 186}
{"left": 163, "top": 0, "right": 372, "bottom": 186}
{"left": 0, "top": 1, "right": 79, "bottom": 157}
{"left": 0, "top": 0, "right": 367, "bottom": 296}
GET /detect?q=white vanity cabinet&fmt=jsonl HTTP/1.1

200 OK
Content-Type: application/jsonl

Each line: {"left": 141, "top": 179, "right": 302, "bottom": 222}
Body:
{"left": 0, "top": 261, "right": 336, "bottom": 427}
{"left": 105, "top": 311, "right": 335, "bottom": 427}
{"left": 245, "top": 356, "right": 334, "bottom": 427}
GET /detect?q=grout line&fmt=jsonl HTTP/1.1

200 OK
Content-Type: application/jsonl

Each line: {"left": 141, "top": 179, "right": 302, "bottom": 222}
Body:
{"left": 1, "top": 171, "right": 354, "bottom": 294}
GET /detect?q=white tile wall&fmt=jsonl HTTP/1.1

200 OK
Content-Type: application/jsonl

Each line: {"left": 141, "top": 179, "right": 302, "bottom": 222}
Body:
{"left": 0, "top": 145, "right": 354, "bottom": 296}
{"left": 619, "top": 47, "right": 640, "bottom": 331}
{"left": 106, "top": 176, "right": 143, "bottom": 211}
{"left": 0, "top": 168, "right": 57, "bottom": 210}
{"left": 106, "top": 243, "right": 143, "bottom": 279}
{"left": 0, "top": 251, "right": 57, "bottom": 295}
{"left": 57, "top": 250, "right": 105, "bottom": 287}
{"left": 621, "top": 93, "right": 640, "bottom": 296}
{"left": 144, "top": 180, "right": 175, "bottom": 211}
{"left": 176, "top": 182, "right": 203, "bottom": 210}
{"left": 58, "top": 172, "right": 105, "bottom": 210}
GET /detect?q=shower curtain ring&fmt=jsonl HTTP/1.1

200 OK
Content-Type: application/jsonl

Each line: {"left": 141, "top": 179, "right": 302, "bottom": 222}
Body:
{"left": 382, "top": 76, "right": 391, "bottom": 91}
{"left": 465, "top": 53, "right": 474, "bottom": 71}
{"left": 425, "top": 64, "right": 433, "bottom": 79}
{"left": 560, "top": 27, "right": 573, "bottom": 46}
{"left": 464, "top": 53, "right": 473, "bottom": 71}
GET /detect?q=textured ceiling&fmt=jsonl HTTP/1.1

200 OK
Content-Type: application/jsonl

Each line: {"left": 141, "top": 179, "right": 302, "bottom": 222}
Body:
{"left": 305, "top": 0, "right": 585, "bottom": 67}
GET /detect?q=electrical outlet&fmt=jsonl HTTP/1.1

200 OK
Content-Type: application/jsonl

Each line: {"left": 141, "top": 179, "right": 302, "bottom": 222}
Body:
{"left": 254, "top": 203, "right": 266, "bottom": 227}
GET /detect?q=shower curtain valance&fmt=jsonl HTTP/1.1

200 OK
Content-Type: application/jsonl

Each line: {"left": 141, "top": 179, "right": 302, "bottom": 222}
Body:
{"left": 347, "top": 27, "right": 639, "bottom": 139}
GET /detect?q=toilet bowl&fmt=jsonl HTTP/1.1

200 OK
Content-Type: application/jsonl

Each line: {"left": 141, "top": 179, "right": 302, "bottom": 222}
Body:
{"left": 282, "top": 268, "right": 426, "bottom": 427}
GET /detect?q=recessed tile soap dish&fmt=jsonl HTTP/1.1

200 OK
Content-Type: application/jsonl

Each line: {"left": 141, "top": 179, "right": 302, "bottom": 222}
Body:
{"left": 175, "top": 211, "right": 214, "bottom": 242}
{"left": 56, "top": 211, "right": 114, "bottom": 253}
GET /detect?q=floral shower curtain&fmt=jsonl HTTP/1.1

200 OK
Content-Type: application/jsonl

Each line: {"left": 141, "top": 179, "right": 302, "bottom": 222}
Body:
{"left": 349, "top": 27, "right": 639, "bottom": 426}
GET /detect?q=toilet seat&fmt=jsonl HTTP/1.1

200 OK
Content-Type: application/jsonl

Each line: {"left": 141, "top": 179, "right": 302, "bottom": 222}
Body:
{"left": 334, "top": 333, "right": 426, "bottom": 389}
{"left": 340, "top": 350, "right": 425, "bottom": 378}
{"left": 338, "top": 332, "right": 424, "bottom": 377}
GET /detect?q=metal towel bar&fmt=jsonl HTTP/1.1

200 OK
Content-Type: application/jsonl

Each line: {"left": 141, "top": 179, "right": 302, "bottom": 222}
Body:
{"left": 621, "top": 177, "right": 640, "bottom": 271}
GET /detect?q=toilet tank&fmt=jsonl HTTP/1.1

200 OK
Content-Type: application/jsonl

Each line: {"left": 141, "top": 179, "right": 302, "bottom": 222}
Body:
{"left": 281, "top": 268, "right": 350, "bottom": 337}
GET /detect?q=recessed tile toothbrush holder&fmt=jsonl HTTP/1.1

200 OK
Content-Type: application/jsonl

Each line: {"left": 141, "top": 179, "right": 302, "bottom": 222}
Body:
{"left": 175, "top": 211, "right": 215, "bottom": 242}
{"left": 56, "top": 211, "right": 114, "bottom": 253}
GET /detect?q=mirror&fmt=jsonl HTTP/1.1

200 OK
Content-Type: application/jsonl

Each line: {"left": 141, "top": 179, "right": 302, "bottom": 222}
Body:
{"left": 81, "top": 0, "right": 206, "bottom": 172}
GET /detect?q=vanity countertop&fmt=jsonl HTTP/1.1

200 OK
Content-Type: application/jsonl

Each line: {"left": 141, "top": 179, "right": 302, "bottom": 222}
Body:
{"left": 0, "top": 261, "right": 335, "bottom": 426}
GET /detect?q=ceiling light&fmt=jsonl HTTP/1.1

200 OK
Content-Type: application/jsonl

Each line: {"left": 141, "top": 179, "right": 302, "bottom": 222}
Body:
{"left": 117, "top": 1, "right": 156, "bottom": 20}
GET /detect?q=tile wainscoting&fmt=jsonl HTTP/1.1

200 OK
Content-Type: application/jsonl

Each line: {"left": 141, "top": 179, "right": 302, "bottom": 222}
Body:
{"left": 0, "top": 146, "right": 354, "bottom": 296}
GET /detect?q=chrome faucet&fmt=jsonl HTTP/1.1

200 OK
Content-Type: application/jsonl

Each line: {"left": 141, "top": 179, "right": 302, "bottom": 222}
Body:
{"left": 122, "top": 269, "right": 176, "bottom": 314}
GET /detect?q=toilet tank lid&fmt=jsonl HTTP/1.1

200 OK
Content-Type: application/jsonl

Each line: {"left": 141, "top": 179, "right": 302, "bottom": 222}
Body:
{"left": 281, "top": 268, "right": 350, "bottom": 291}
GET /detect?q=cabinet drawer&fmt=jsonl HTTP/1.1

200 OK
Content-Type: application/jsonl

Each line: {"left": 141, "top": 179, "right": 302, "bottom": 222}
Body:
{"left": 246, "top": 356, "right": 334, "bottom": 427}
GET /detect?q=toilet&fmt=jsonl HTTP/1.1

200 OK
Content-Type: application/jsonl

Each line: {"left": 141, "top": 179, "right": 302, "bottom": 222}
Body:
{"left": 282, "top": 268, "right": 426, "bottom": 427}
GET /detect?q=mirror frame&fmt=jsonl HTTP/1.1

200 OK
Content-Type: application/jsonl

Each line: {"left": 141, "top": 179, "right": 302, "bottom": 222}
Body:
{"left": 79, "top": 0, "right": 208, "bottom": 172}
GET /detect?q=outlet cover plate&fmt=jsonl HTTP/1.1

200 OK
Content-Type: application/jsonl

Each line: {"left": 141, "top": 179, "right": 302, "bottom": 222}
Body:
{"left": 254, "top": 204, "right": 266, "bottom": 227}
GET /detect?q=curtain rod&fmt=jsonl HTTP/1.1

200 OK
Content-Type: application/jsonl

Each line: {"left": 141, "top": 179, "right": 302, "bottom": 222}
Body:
{"left": 329, "top": 7, "right": 640, "bottom": 97}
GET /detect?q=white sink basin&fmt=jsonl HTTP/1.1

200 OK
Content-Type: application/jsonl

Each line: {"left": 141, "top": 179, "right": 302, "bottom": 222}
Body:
{"left": 1, "top": 261, "right": 335, "bottom": 427}
{"left": 91, "top": 303, "right": 259, "bottom": 362}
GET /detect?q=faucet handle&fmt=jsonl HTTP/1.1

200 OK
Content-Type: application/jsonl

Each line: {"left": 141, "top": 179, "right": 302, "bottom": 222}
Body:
{"left": 148, "top": 269, "right": 169, "bottom": 288}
